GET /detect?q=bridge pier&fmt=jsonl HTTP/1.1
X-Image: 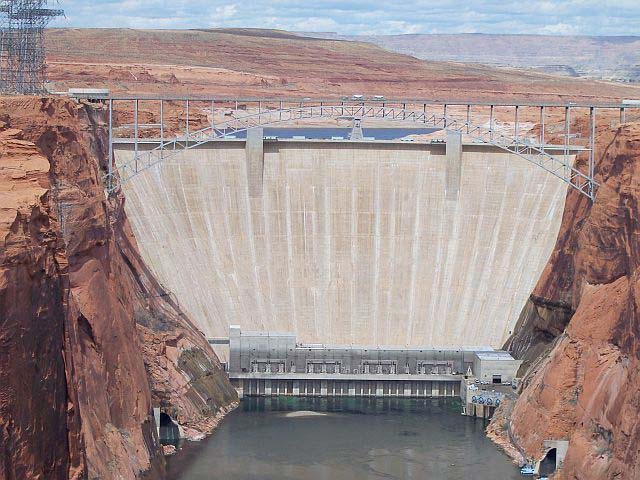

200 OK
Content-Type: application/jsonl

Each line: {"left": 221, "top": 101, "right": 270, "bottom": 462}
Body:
{"left": 445, "top": 131, "right": 462, "bottom": 201}
{"left": 245, "top": 128, "right": 264, "bottom": 197}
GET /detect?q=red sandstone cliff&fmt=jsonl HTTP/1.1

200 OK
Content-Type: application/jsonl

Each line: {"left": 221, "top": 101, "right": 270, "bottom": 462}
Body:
{"left": 0, "top": 97, "right": 236, "bottom": 480}
{"left": 489, "top": 122, "right": 640, "bottom": 479}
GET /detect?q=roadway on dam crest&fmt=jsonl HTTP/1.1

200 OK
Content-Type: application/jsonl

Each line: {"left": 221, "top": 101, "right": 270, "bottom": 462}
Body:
{"left": 115, "top": 137, "right": 568, "bottom": 353}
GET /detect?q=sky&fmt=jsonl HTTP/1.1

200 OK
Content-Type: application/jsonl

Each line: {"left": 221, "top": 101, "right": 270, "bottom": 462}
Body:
{"left": 51, "top": 1, "right": 640, "bottom": 36}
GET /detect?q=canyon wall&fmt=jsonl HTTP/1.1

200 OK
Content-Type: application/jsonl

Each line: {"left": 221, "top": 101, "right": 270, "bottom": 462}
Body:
{"left": 489, "top": 123, "right": 640, "bottom": 479}
{"left": 0, "top": 97, "right": 236, "bottom": 480}
{"left": 116, "top": 141, "right": 568, "bottom": 352}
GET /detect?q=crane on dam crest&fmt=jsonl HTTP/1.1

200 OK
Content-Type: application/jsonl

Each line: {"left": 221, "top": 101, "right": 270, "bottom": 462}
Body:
{"left": 93, "top": 95, "right": 637, "bottom": 200}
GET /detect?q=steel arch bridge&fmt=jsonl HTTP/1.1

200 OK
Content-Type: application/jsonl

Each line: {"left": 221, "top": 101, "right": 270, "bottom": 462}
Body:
{"left": 105, "top": 98, "right": 601, "bottom": 200}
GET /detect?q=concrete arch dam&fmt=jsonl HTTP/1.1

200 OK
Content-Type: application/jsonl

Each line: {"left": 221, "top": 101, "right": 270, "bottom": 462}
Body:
{"left": 115, "top": 136, "right": 568, "bottom": 350}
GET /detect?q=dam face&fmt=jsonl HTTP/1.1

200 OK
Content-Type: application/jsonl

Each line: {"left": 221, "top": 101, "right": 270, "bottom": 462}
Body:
{"left": 115, "top": 139, "right": 567, "bottom": 350}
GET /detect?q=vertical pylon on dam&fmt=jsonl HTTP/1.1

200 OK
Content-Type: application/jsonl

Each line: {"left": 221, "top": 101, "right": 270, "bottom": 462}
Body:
{"left": 115, "top": 133, "right": 569, "bottom": 352}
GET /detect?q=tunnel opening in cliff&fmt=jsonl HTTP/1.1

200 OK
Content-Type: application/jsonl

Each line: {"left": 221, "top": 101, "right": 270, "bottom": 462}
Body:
{"left": 159, "top": 412, "right": 181, "bottom": 442}
{"left": 539, "top": 448, "right": 557, "bottom": 476}
{"left": 115, "top": 139, "right": 570, "bottom": 352}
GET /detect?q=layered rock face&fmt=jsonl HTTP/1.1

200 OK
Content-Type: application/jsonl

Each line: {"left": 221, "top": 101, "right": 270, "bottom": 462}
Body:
{"left": 491, "top": 123, "right": 640, "bottom": 479}
{"left": 0, "top": 97, "right": 236, "bottom": 480}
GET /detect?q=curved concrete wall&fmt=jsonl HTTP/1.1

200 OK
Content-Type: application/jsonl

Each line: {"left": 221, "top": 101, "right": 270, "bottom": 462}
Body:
{"left": 116, "top": 141, "right": 568, "bottom": 348}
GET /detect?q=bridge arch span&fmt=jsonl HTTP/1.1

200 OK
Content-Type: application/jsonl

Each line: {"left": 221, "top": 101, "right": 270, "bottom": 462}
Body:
{"left": 107, "top": 101, "right": 596, "bottom": 199}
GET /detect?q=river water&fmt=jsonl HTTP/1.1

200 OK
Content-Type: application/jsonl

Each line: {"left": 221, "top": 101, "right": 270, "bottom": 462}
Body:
{"left": 165, "top": 397, "right": 519, "bottom": 480}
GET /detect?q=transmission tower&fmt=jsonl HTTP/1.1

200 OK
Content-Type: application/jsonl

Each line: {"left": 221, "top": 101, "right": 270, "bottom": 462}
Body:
{"left": 0, "top": 1, "right": 63, "bottom": 94}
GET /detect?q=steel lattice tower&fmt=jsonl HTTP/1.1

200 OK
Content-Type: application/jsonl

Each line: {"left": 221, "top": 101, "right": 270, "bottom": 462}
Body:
{"left": 0, "top": 0, "right": 62, "bottom": 94}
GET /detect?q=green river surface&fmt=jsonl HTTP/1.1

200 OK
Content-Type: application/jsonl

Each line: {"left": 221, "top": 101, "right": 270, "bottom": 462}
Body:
{"left": 166, "top": 397, "right": 520, "bottom": 480}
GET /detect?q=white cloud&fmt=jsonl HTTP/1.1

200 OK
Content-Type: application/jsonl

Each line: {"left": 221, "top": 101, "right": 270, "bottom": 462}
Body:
{"left": 385, "top": 21, "right": 422, "bottom": 35}
{"left": 539, "top": 22, "right": 582, "bottom": 35}
{"left": 292, "top": 16, "right": 339, "bottom": 32}
{"left": 215, "top": 4, "right": 237, "bottom": 20}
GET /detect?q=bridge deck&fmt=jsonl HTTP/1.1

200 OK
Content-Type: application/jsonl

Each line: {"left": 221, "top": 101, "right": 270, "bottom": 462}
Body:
{"left": 107, "top": 95, "right": 634, "bottom": 109}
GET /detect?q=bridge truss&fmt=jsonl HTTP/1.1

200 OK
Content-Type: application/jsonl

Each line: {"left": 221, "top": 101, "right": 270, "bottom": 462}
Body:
{"left": 103, "top": 97, "right": 627, "bottom": 201}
